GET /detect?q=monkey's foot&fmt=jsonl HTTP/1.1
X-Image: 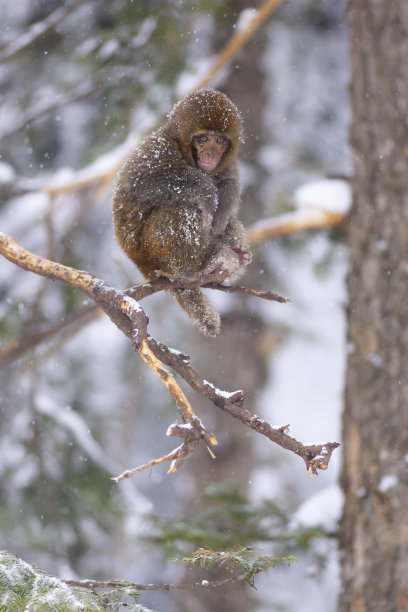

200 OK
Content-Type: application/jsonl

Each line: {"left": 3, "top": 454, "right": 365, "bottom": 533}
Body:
{"left": 207, "top": 262, "right": 228, "bottom": 275}
{"left": 204, "top": 247, "right": 241, "bottom": 277}
{"left": 231, "top": 243, "right": 252, "bottom": 267}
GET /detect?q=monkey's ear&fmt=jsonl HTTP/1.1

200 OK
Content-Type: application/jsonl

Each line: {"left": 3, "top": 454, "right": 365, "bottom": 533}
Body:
{"left": 167, "top": 115, "right": 180, "bottom": 139}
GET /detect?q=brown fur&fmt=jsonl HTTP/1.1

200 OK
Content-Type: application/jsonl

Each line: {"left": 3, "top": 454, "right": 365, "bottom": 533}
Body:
{"left": 112, "top": 88, "right": 250, "bottom": 336}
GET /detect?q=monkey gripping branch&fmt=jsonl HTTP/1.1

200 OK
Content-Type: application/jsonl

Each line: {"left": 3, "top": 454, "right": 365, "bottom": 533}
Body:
{"left": 0, "top": 232, "right": 339, "bottom": 478}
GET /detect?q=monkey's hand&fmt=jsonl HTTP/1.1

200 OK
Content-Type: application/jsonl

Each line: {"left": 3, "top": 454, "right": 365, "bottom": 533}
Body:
{"left": 231, "top": 243, "right": 252, "bottom": 267}
{"left": 203, "top": 246, "right": 240, "bottom": 276}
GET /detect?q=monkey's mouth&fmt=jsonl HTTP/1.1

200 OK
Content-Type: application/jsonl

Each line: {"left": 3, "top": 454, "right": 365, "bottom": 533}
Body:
{"left": 197, "top": 159, "right": 217, "bottom": 172}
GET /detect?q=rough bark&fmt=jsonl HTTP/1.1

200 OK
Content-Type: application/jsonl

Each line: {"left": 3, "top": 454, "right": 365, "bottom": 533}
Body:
{"left": 339, "top": 2, "right": 408, "bottom": 611}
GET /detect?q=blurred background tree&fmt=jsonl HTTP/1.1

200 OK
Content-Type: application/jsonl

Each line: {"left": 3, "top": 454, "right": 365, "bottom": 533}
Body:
{"left": 340, "top": 1, "right": 408, "bottom": 610}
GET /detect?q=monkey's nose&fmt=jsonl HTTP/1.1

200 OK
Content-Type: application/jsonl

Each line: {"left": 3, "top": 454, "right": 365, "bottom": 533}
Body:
{"left": 206, "top": 147, "right": 218, "bottom": 160}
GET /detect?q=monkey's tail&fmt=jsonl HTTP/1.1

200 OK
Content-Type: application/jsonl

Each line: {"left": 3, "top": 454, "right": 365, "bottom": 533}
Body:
{"left": 170, "top": 288, "right": 221, "bottom": 337}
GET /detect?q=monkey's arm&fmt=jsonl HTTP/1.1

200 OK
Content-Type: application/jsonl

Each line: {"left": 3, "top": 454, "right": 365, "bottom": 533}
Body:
{"left": 211, "top": 164, "right": 240, "bottom": 237}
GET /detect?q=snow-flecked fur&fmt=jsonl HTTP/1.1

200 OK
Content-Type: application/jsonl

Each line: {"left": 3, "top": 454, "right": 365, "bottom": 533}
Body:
{"left": 172, "top": 288, "right": 221, "bottom": 337}
{"left": 112, "top": 88, "right": 248, "bottom": 336}
{"left": 167, "top": 88, "right": 243, "bottom": 175}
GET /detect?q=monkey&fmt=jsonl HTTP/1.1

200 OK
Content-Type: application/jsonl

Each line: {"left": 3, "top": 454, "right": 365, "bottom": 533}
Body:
{"left": 112, "top": 87, "right": 251, "bottom": 337}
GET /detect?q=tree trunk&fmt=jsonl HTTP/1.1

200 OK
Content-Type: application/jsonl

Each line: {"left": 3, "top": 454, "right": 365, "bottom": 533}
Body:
{"left": 340, "top": 2, "right": 408, "bottom": 611}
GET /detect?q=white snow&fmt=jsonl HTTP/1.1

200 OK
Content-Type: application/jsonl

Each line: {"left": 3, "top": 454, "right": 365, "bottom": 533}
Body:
{"left": 131, "top": 17, "right": 157, "bottom": 48}
{"left": 378, "top": 473, "right": 398, "bottom": 493}
{"left": 290, "top": 485, "right": 343, "bottom": 532}
{"left": 258, "top": 234, "right": 346, "bottom": 485}
{"left": 98, "top": 39, "right": 120, "bottom": 61}
{"left": 203, "top": 379, "right": 243, "bottom": 398}
{"left": 40, "top": 133, "right": 139, "bottom": 192}
{"left": 294, "top": 179, "right": 352, "bottom": 215}
{"left": 236, "top": 8, "right": 257, "bottom": 32}
{"left": 0, "top": 161, "right": 16, "bottom": 183}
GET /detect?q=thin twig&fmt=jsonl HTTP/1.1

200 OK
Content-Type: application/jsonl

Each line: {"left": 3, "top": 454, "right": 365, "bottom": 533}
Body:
{"left": 202, "top": 283, "right": 290, "bottom": 303}
{"left": 112, "top": 447, "right": 184, "bottom": 482}
{"left": 126, "top": 274, "right": 289, "bottom": 303}
{"left": 66, "top": 573, "right": 249, "bottom": 591}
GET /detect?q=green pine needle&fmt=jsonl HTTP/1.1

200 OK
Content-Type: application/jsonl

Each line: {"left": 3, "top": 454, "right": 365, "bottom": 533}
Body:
{"left": 175, "top": 546, "right": 297, "bottom": 588}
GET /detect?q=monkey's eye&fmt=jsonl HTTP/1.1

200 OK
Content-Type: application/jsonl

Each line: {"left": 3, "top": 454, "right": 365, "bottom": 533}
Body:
{"left": 197, "top": 134, "right": 208, "bottom": 144}
{"left": 216, "top": 135, "right": 227, "bottom": 143}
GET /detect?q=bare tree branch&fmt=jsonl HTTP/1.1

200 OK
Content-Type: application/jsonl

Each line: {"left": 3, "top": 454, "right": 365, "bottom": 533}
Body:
{"left": 126, "top": 272, "right": 290, "bottom": 303}
{"left": 146, "top": 337, "right": 339, "bottom": 475}
{"left": 0, "top": 232, "right": 340, "bottom": 476}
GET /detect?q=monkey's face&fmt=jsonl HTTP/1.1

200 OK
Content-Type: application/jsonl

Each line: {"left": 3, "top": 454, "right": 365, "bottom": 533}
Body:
{"left": 192, "top": 131, "right": 230, "bottom": 173}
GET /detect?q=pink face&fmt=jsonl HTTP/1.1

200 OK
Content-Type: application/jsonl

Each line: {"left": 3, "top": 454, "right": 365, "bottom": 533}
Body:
{"left": 192, "top": 131, "right": 230, "bottom": 173}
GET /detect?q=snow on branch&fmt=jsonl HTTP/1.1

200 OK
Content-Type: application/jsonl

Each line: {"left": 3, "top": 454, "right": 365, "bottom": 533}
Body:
{"left": 247, "top": 208, "right": 345, "bottom": 244}
{"left": 247, "top": 179, "right": 351, "bottom": 244}
{"left": 0, "top": 232, "right": 339, "bottom": 477}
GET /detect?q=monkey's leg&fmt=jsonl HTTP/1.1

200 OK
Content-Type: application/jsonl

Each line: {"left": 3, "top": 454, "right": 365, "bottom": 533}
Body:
{"left": 141, "top": 205, "right": 223, "bottom": 336}
{"left": 222, "top": 218, "right": 252, "bottom": 267}
{"left": 141, "top": 205, "right": 213, "bottom": 275}
{"left": 221, "top": 217, "right": 246, "bottom": 246}
{"left": 213, "top": 218, "right": 251, "bottom": 285}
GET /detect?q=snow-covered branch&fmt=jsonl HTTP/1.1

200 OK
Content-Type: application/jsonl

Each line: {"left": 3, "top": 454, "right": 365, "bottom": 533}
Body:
{"left": 247, "top": 179, "right": 351, "bottom": 244}
{"left": 0, "top": 231, "right": 340, "bottom": 477}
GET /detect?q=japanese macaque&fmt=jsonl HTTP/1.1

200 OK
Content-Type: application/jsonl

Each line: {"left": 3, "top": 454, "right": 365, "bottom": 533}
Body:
{"left": 112, "top": 88, "right": 251, "bottom": 336}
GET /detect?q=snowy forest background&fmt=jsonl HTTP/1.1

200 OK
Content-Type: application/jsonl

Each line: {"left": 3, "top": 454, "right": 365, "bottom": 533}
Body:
{"left": 0, "top": 1, "right": 351, "bottom": 610}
